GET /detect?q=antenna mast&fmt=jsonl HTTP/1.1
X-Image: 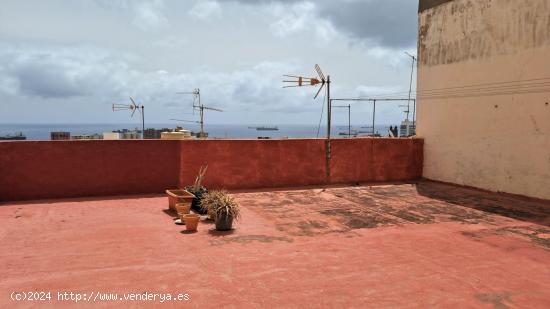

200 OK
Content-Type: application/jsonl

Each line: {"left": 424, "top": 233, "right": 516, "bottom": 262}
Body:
{"left": 283, "top": 64, "right": 332, "bottom": 180}
{"left": 283, "top": 64, "right": 331, "bottom": 139}
{"left": 176, "top": 88, "right": 222, "bottom": 138}
{"left": 405, "top": 52, "right": 417, "bottom": 137}
{"left": 112, "top": 97, "right": 145, "bottom": 139}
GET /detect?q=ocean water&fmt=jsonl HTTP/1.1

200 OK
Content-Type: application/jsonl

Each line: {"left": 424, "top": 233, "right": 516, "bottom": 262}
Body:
{"left": 0, "top": 123, "right": 395, "bottom": 140}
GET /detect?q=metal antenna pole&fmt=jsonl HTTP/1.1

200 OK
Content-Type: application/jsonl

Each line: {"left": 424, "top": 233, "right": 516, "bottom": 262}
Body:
{"left": 282, "top": 64, "right": 330, "bottom": 176}
{"left": 327, "top": 75, "right": 331, "bottom": 140}
{"left": 348, "top": 104, "right": 351, "bottom": 138}
{"left": 326, "top": 75, "right": 331, "bottom": 181}
{"left": 200, "top": 106, "right": 204, "bottom": 135}
{"left": 198, "top": 91, "right": 204, "bottom": 135}
{"left": 141, "top": 105, "right": 145, "bottom": 139}
{"left": 333, "top": 104, "right": 352, "bottom": 138}
{"left": 412, "top": 99, "right": 416, "bottom": 126}
{"left": 372, "top": 100, "right": 376, "bottom": 136}
{"left": 405, "top": 52, "right": 417, "bottom": 137}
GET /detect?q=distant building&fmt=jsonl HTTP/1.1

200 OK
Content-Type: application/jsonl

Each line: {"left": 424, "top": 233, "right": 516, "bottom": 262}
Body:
{"left": 143, "top": 128, "right": 172, "bottom": 139}
{"left": 71, "top": 134, "right": 103, "bottom": 140}
{"left": 121, "top": 131, "right": 141, "bottom": 139}
{"left": 399, "top": 120, "right": 416, "bottom": 137}
{"left": 102, "top": 132, "right": 122, "bottom": 140}
{"left": 194, "top": 132, "right": 208, "bottom": 138}
{"left": 107, "top": 129, "right": 142, "bottom": 139}
{"left": 50, "top": 132, "right": 70, "bottom": 140}
{"left": 161, "top": 127, "right": 192, "bottom": 140}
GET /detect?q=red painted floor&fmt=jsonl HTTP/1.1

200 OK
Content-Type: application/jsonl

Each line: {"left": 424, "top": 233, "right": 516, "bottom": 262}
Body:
{"left": 1, "top": 181, "right": 549, "bottom": 308}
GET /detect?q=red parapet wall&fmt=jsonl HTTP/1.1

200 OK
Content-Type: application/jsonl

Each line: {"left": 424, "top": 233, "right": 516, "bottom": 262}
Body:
{"left": 330, "top": 138, "right": 423, "bottom": 184}
{"left": 0, "top": 138, "right": 423, "bottom": 201}
{"left": 179, "top": 139, "right": 328, "bottom": 189}
{"left": 179, "top": 138, "right": 424, "bottom": 189}
{"left": 0, "top": 140, "right": 181, "bottom": 201}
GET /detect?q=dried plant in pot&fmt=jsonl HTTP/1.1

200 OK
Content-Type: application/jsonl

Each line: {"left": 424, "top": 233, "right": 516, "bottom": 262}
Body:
{"left": 185, "top": 165, "right": 209, "bottom": 214}
{"left": 201, "top": 190, "right": 241, "bottom": 231}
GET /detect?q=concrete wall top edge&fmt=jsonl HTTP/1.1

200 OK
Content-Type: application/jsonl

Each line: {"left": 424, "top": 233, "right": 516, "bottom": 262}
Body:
{"left": 0, "top": 137, "right": 422, "bottom": 144}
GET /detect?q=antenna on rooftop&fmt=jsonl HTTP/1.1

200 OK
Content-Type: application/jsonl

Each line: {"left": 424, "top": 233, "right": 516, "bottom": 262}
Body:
{"left": 176, "top": 88, "right": 222, "bottom": 138}
{"left": 283, "top": 64, "right": 331, "bottom": 139}
{"left": 404, "top": 51, "right": 417, "bottom": 137}
{"left": 112, "top": 97, "right": 145, "bottom": 139}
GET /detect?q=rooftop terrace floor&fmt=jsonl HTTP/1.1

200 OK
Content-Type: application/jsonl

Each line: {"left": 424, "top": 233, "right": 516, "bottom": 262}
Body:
{"left": 1, "top": 180, "right": 549, "bottom": 308}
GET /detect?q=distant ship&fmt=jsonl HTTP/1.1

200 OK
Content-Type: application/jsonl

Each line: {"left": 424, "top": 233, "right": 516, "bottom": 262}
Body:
{"left": 248, "top": 126, "right": 279, "bottom": 131}
{"left": 0, "top": 132, "right": 26, "bottom": 140}
{"left": 339, "top": 130, "right": 358, "bottom": 136}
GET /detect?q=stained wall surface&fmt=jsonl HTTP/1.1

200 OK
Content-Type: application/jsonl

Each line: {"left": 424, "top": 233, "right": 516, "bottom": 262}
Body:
{"left": 0, "top": 140, "right": 181, "bottom": 201}
{"left": 178, "top": 139, "right": 424, "bottom": 190}
{"left": 417, "top": 0, "right": 550, "bottom": 200}
{"left": 0, "top": 138, "right": 424, "bottom": 201}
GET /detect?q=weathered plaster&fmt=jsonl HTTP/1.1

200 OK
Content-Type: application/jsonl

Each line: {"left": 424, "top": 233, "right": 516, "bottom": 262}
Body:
{"left": 419, "top": 0, "right": 550, "bottom": 66}
{"left": 417, "top": 0, "right": 550, "bottom": 200}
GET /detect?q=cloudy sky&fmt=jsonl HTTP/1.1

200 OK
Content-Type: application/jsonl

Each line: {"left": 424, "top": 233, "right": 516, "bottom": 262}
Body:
{"left": 0, "top": 0, "right": 418, "bottom": 126}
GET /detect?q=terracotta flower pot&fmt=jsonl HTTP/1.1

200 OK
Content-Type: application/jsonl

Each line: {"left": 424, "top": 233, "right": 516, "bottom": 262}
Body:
{"left": 183, "top": 214, "right": 200, "bottom": 231}
{"left": 175, "top": 203, "right": 191, "bottom": 216}
{"left": 166, "top": 189, "right": 195, "bottom": 211}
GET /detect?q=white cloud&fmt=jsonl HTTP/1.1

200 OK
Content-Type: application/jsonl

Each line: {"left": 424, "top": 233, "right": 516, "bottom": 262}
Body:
{"left": 225, "top": 0, "right": 417, "bottom": 49}
{"left": 189, "top": 1, "right": 222, "bottom": 20}
{"left": 94, "top": 0, "right": 168, "bottom": 31}
{"left": 0, "top": 44, "right": 316, "bottom": 114}
{"left": 132, "top": 0, "right": 168, "bottom": 31}
{"left": 0, "top": 45, "right": 131, "bottom": 99}
{"left": 266, "top": 1, "right": 336, "bottom": 44}
{"left": 0, "top": 1, "right": 416, "bottom": 125}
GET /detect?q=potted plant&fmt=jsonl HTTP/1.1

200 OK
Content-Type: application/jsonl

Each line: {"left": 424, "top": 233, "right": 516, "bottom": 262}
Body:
{"left": 201, "top": 190, "right": 241, "bottom": 231}
{"left": 182, "top": 214, "right": 200, "bottom": 231}
{"left": 185, "top": 165, "right": 209, "bottom": 214}
{"left": 200, "top": 190, "right": 220, "bottom": 220}
{"left": 165, "top": 189, "right": 195, "bottom": 211}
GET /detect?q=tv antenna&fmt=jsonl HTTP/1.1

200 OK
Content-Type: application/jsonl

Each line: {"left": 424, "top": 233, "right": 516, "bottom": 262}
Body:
{"left": 112, "top": 97, "right": 145, "bottom": 139}
{"left": 176, "top": 88, "right": 223, "bottom": 138}
{"left": 283, "top": 64, "right": 331, "bottom": 139}
{"left": 404, "top": 51, "right": 417, "bottom": 137}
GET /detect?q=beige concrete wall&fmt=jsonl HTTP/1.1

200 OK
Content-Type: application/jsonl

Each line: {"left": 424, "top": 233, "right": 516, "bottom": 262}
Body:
{"left": 417, "top": 0, "right": 550, "bottom": 200}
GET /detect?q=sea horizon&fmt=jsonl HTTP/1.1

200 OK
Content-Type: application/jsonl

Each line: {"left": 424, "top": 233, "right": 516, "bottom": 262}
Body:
{"left": 0, "top": 123, "right": 398, "bottom": 140}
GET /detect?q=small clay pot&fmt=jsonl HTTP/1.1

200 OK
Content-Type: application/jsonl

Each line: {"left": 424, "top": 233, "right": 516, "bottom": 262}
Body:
{"left": 183, "top": 214, "right": 200, "bottom": 231}
{"left": 178, "top": 213, "right": 186, "bottom": 223}
{"left": 175, "top": 203, "right": 191, "bottom": 217}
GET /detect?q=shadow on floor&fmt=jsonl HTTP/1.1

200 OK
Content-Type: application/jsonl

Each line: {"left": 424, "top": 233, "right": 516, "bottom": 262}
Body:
{"left": 415, "top": 180, "right": 550, "bottom": 227}
{"left": 162, "top": 208, "right": 177, "bottom": 218}
{"left": 1, "top": 193, "right": 165, "bottom": 207}
{"left": 208, "top": 229, "right": 236, "bottom": 237}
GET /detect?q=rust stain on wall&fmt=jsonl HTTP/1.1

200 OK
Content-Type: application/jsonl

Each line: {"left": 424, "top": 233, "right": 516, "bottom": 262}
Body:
{"left": 419, "top": 0, "right": 550, "bottom": 66}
